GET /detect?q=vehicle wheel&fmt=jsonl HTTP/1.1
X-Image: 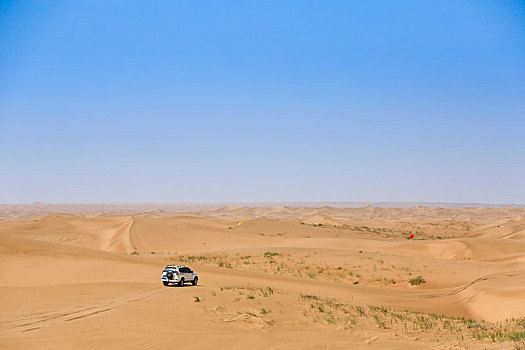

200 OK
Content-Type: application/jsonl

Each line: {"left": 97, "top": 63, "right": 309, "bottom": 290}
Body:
{"left": 163, "top": 281, "right": 169, "bottom": 286}
{"left": 192, "top": 277, "right": 198, "bottom": 286}
{"left": 178, "top": 278, "right": 185, "bottom": 287}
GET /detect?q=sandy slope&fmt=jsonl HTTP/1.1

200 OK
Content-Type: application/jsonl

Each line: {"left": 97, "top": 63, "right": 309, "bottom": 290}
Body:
{"left": 1, "top": 207, "right": 524, "bottom": 349}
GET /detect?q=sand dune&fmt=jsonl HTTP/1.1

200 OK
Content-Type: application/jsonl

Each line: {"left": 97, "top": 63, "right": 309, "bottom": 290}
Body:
{"left": 467, "top": 216, "right": 525, "bottom": 240}
{"left": 1, "top": 206, "right": 525, "bottom": 349}
{"left": 455, "top": 271, "right": 525, "bottom": 321}
{"left": 0, "top": 214, "right": 135, "bottom": 252}
{"left": 195, "top": 205, "right": 525, "bottom": 223}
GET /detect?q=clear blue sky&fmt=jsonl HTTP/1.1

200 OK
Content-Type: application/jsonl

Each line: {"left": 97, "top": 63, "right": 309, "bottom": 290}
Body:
{"left": 1, "top": 1, "right": 524, "bottom": 204}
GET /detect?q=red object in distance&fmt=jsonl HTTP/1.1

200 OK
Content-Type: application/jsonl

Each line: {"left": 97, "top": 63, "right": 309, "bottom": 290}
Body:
{"left": 409, "top": 234, "right": 414, "bottom": 239}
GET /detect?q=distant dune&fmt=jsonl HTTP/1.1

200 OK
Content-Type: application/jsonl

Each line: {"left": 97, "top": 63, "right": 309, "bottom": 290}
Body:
{"left": 1, "top": 201, "right": 523, "bottom": 220}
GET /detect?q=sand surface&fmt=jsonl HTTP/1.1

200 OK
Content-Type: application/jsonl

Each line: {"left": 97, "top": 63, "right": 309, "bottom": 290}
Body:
{"left": 1, "top": 206, "right": 525, "bottom": 349}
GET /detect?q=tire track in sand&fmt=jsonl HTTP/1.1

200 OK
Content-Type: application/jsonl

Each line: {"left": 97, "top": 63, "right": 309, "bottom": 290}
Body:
{"left": 0, "top": 286, "right": 164, "bottom": 334}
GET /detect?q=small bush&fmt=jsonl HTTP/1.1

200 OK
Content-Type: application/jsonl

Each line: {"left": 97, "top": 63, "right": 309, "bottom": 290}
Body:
{"left": 325, "top": 317, "right": 335, "bottom": 324}
{"left": 409, "top": 276, "right": 426, "bottom": 285}
{"left": 355, "top": 306, "right": 366, "bottom": 315}
{"left": 299, "top": 294, "right": 319, "bottom": 301}
{"left": 218, "top": 261, "right": 232, "bottom": 268}
{"left": 264, "top": 252, "right": 280, "bottom": 257}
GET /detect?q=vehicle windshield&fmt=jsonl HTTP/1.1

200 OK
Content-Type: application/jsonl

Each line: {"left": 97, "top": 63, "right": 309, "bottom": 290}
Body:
{"left": 163, "top": 267, "right": 177, "bottom": 272}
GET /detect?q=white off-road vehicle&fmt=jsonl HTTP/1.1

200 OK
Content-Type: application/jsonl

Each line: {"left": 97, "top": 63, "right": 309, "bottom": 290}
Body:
{"left": 161, "top": 265, "right": 198, "bottom": 287}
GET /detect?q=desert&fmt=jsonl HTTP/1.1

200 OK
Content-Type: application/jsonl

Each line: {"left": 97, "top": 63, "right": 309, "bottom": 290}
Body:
{"left": 1, "top": 204, "right": 525, "bottom": 349}
{"left": 2, "top": 2, "right": 524, "bottom": 349}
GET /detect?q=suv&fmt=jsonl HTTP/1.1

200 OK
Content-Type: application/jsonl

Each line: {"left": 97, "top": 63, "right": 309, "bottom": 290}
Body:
{"left": 161, "top": 265, "right": 198, "bottom": 287}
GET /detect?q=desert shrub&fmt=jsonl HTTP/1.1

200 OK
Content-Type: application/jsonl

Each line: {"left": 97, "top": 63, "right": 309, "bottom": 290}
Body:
{"left": 218, "top": 261, "right": 232, "bottom": 268}
{"left": 409, "top": 276, "right": 426, "bottom": 285}
{"left": 264, "top": 252, "right": 280, "bottom": 257}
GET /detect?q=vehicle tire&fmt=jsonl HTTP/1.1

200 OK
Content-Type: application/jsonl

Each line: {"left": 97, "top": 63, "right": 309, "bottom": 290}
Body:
{"left": 192, "top": 277, "right": 198, "bottom": 286}
{"left": 178, "top": 278, "right": 185, "bottom": 287}
{"left": 163, "top": 281, "right": 169, "bottom": 286}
